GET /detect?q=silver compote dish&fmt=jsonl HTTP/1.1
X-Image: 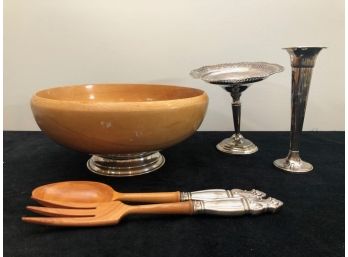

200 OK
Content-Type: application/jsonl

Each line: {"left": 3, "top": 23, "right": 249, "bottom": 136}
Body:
{"left": 191, "top": 62, "right": 284, "bottom": 155}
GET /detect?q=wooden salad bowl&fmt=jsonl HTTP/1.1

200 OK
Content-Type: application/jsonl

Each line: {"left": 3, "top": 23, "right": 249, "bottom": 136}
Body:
{"left": 31, "top": 84, "right": 208, "bottom": 177}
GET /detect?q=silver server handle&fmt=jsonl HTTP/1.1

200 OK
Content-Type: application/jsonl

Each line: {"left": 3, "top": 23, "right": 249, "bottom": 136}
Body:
{"left": 180, "top": 189, "right": 267, "bottom": 201}
{"left": 192, "top": 197, "right": 283, "bottom": 216}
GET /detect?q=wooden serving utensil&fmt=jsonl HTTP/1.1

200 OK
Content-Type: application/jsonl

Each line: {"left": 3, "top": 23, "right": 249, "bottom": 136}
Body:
{"left": 31, "top": 181, "right": 268, "bottom": 208}
{"left": 23, "top": 201, "right": 194, "bottom": 227}
{"left": 32, "top": 181, "right": 181, "bottom": 208}
{"left": 22, "top": 197, "right": 284, "bottom": 227}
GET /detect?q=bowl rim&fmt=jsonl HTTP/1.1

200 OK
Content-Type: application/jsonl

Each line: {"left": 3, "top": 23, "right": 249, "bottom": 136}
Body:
{"left": 31, "top": 83, "right": 208, "bottom": 111}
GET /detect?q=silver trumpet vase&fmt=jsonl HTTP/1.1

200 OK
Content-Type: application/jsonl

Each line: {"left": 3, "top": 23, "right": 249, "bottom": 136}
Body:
{"left": 274, "top": 47, "right": 326, "bottom": 173}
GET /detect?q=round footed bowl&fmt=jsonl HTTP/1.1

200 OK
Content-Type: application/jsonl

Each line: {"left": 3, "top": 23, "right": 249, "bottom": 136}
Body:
{"left": 31, "top": 84, "right": 208, "bottom": 177}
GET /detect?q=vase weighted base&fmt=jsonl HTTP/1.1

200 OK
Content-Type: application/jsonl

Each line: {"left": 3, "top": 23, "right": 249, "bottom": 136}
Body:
{"left": 216, "top": 133, "right": 258, "bottom": 155}
{"left": 87, "top": 152, "right": 165, "bottom": 177}
{"left": 273, "top": 151, "right": 313, "bottom": 173}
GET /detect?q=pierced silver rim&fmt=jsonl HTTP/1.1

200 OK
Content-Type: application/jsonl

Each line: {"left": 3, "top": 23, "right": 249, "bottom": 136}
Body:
{"left": 190, "top": 62, "right": 284, "bottom": 84}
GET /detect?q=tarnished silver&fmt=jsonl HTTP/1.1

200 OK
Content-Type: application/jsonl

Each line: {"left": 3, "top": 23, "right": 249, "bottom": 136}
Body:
{"left": 191, "top": 62, "right": 284, "bottom": 155}
{"left": 180, "top": 188, "right": 266, "bottom": 201}
{"left": 274, "top": 47, "right": 326, "bottom": 173}
{"left": 192, "top": 197, "right": 283, "bottom": 216}
{"left": 190, "top": 62, "right": 284, "bottom": 85}
{"left": 87, "top": 152, "right": 165, "bottom": 177}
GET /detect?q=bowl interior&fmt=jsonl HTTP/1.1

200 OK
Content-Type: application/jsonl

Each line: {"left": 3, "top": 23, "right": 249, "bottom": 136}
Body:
{"left": 36, "top": 84, "right": 204, "bottom": 103}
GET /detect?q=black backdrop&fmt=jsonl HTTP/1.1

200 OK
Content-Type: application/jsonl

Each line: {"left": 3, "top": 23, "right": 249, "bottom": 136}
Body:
{"left": 4, "top": 131, "right": 344, "bottom": 257}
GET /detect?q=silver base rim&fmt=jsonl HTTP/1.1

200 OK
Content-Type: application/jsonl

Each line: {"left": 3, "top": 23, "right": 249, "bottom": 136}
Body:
{"left": 216, "top": 134, "right": 258, "bottom": 155}
{"left": 273, "top": 151, "right": 313, "bottom": 173}
{"left": 87, "top": 152, "right": 165, "bottom": 177}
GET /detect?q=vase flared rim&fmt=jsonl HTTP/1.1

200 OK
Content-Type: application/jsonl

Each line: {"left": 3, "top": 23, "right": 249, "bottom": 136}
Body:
{"left": 282, "top": 46, "right": 327, "bottom": 50}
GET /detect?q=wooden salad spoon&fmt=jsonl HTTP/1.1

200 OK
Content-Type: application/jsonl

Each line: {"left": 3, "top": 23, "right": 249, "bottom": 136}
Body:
{"left": 31, "top": 181, "right": 181, "bottom": 208}
{"left": 31, "top": 181, "right": 267, "bottom": 208}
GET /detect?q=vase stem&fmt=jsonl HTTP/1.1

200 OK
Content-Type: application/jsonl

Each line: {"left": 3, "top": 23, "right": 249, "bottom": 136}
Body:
{"left": 289, "top": 67, "right": 313, "bottom": 152}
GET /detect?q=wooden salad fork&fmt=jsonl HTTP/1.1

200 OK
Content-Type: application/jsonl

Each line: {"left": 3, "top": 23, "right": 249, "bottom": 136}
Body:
{"left": 22, "top": 197, "right": 283, "bottom": 227}
{"left": 23, "top": 201, "right": 194, "bottom": 227}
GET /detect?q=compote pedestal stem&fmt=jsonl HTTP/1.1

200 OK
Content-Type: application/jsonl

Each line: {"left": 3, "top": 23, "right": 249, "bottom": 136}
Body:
{"left": 216, "top": 85, "right": 258, "bottom": 155}
{"left": 231, "top": 87, "right": 241, "bottom": 136}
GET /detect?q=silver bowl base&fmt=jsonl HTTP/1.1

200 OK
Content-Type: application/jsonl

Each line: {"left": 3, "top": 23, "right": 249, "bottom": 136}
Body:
{"left": 87, "top": 152, "right": 165, "bottom": 177}
{"left": 216, "top": 134, "right": 258, "bottom": 155}
{"left": 273, "top": 151, "right": 313, "bottom": 173}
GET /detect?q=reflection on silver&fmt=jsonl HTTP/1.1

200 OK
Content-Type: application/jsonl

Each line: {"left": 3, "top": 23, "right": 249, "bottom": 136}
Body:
{"left": 192, "top": 197, "right": 283, "bottom": 216}
{"left": 87, "top": 152, "right": 165, "bottom": 177}
{"left": 273, "top": 47, "right": 326, "bottom": 173}
{"left": 191, "top": 62, "right": 283, "bottom": 155}
{"left": 190, "top": 62, "right": 283, "bottom": 85}
{"left": 180, "top": 188, "right": 266, "bottom": 201}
